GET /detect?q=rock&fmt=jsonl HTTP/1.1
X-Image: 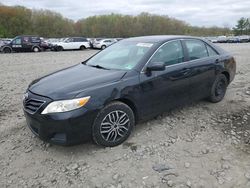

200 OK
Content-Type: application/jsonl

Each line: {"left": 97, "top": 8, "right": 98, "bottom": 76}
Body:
{"left": 245, "top": 172, "right": 250, "bottom": 180}
{"left": 167, "top": 180, "right": 174, "bottom": 187}
{"left": 112, "top": 173, "right": 119, "bottom": 180}
{"left": 152, "top": 164, "right": 171, "bottom": 173}
{"left": 24, "top": 148, "right": 32, "bottom": 153}
{"left": 7, "top": 172, "right": 13, "bottom": 177}
{"left": 218, "top": 177, "right": 224, "bottom": 185}
{"left": 67, "top": 163, "right": 79, "bottom": 171}
{"left": 185, "top": 162, "right": 191, "bottom": 168}
{"left": 222, "top": 163, "right": 230, "bottom": 170}
{"left": 201, "top": 148, "right": 209, "bottom": 154}
{"left": 186, "top": 180, "right": 192, "bottom": 187}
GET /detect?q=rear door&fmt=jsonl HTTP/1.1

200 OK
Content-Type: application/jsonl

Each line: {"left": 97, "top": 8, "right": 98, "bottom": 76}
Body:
{"left": 139, "top": 40, "right": 191, "bottom": 118}
{"left": 183, "top": 39, "right": 218, "bottom": 101}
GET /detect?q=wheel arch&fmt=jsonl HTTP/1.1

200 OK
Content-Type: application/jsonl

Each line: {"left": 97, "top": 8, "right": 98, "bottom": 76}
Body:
{"left": 221, "top": 71, "right": 230, "bottom": 84}
{"left": 32, "top": 45, "right": 41, "bottom": 51}
{"left": 2, "top": 46, "right": 12, "bottom": 52}
{"left": 113, "top": 98, "right": 139, "bottom": 124}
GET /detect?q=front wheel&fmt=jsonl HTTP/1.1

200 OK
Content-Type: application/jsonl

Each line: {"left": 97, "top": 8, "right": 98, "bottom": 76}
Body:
{"left": 92, "top": 102, "right": 135, "bottom": 147}
{"left": 208, "top": 74, "right": 228, "bottom": 103}
{"left": 3, "top": 47, "right": 11, "bottom": 53}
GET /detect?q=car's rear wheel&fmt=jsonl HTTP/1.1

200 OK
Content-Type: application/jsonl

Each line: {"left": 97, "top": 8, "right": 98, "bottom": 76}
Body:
{"left": 3, "top": 47, "right": 11, "bottom": 53}
{"left": 57, "top": 46, "right": 63, "bottom": 51}
{"left": 33, "top": 46, "right": 40, "bottom": 52}
{"left": 208, "top": 74, "right": 228, "bottom": 103}
{"left": 92, "top": 102, "right": 135, "bottom": 147}
{"left": 80, "top": 45, "right": 86, "bottom": 50}
{"left": 101, "top": 45, "right": 106, "bottom": 50}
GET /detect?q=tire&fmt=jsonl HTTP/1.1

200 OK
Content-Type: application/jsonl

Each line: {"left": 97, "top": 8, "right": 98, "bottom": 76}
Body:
{"left": 3, "top": 47, "right": 11, "bottom": 53}
{"left": 101, "top": 45, "right": 106, "bottom": 50}
{"left": 80, "top": 45, "right": 86, "bottom": 50}
{"left": 208, "top": 74, "right": 228, "bottom": 103}
{"left": 33, "top": 46, "right": 40, "bottom": 52}
{"left": 92, "top": 102, "right": 135, "bottom": 147}
{"left": 57, "top": 46, "right": 63, "bottom": 51}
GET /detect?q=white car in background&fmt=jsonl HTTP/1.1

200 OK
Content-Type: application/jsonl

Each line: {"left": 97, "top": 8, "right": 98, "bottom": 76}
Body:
{"left": 93, "top": 38, "right": 117, "bottom": 50}
{"left": 52, "top": 37, "right": 90, "bottom": 51}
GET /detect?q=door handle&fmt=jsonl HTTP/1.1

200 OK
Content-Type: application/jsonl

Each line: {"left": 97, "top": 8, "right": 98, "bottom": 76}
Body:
{"left": 215, "top": 59, "right": 220, "bottom": 64}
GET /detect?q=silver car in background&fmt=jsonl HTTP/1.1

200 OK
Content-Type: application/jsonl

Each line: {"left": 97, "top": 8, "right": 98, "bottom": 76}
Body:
{"left": 93, "top": 38, "right": 117, "bottom": 50}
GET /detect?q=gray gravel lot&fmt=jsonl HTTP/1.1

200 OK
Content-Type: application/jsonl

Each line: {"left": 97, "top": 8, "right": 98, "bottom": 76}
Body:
{"left": 0, "top": 44, "right": 250, "bottom": 188}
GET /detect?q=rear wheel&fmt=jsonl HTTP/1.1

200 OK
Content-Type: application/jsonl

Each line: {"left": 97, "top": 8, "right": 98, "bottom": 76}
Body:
{"left": 92, "top": 102, "right": 135, "bottom": 147}
{"left": 57, "top": 46, "right": 63, "bottom": 51}
{"left": 208, "top": 74, "right": 228, "bottom": 103}
{"left": 3, "top": 47, "right": 11, "bottom": 53}
{"left": 101, "top": 45, "right": 106, "bottom": 50}
{"left": 80, "top": 45, "right": 86, "bottom": 50}
{"left": 33, "top": 46, "right": 40, "bottom": 52}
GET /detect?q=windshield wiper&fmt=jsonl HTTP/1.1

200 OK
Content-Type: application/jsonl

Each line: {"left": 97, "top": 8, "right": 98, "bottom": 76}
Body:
{"left": 88, "top": 64, "right": 110, "bottom": 70}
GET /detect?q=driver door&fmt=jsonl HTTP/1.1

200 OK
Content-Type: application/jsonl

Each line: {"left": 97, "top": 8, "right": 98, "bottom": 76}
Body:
{"left": 139, "top": 40, "right": 191, "bottom": 118}
{"left": 11, "top": 37, "right": 23, "bottom": 52}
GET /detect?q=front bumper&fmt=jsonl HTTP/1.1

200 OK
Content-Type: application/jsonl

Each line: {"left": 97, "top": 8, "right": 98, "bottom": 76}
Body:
{"left": 23, "top": 91, "right": 99, "bottom": 145}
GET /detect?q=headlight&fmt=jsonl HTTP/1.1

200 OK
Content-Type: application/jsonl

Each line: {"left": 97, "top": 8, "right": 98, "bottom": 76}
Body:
{"left": 41, "top": 96, "right": 90, "bottom": 114}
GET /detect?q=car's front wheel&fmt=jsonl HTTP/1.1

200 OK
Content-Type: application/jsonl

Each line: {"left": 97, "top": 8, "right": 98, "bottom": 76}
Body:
{"left": 92, "top": 102, "right": 135, "bottom": 147}
{"left": 208, "top": 74, "right": 228, "bottom": 103}
{"left": 3, "top": 47, "right": 11, "bottom": 53}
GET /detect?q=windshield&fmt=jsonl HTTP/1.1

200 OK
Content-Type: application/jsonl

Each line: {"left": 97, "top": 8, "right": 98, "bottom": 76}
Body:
{"left": 86, "top": 41, "right": 155, "bottom": 70}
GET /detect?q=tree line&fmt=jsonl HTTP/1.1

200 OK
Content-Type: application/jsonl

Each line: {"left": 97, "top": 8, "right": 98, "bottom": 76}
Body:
{"left": 233, "top": 17, "right": 250, "bottom": 35}
{"left": 0, "top": 4, "right": 237, "bottom": 38}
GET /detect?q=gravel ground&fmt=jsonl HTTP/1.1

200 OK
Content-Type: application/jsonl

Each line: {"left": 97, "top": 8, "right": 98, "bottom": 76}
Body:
{"left": 0, "top": 44, "right": 250, "bottom": 188}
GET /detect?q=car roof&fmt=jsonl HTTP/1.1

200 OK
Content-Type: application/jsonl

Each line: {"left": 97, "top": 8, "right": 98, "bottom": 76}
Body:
{"left": 124, "top": 35, "right": 201, "bottom": 43}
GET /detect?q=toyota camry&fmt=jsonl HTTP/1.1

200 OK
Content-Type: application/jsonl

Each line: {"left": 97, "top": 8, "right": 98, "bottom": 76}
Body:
{"left": 23, "top": 35, "right": 236, "bottom": 147}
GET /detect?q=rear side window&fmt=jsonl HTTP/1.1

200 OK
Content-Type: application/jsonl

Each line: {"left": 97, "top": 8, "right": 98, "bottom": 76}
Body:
{"left": 74, "top": 38, "right": 87, "bottom": 42}
{"left": 150, "top": 40, "right": 184, "bottom": 66}
{"left": 206, "top": 45, "right": 218, "bottom": 56}
{"left": 185, "top": 40, "right": 208, "bottom": 60}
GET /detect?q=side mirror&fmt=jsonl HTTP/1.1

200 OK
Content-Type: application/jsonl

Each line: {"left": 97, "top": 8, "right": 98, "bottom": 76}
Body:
{"left": 146, "top": 62, "right": 165, "bottom": 71}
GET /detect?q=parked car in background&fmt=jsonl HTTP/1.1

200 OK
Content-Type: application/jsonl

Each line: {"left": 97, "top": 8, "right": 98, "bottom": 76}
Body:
{"left": 51, "top": 37, "right": 90, "bottom": 51}
{"left": 0, "top": 36, "right": 45, "bottom": 53}
{"left": 227, "top": 36, "right": 240, "bottom": 43}
{"left": 23, "top": 35, "right": 236, "bottom": 146}
{"left": 205, "top": 37, "right": 218, "bottom": 43}
{"left": 238, "top": 35, "right": 250, "bottom": 43}
{"left": 217, "top": 36, "right": 228, "bottom": 43}
{"left": 93, "top": 38, "right": 117, "bottom": 49}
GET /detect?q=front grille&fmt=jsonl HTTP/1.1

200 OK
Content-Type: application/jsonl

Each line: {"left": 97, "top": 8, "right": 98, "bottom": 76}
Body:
{"left": 24, "top": 98, "right": 45, "bottom": 114}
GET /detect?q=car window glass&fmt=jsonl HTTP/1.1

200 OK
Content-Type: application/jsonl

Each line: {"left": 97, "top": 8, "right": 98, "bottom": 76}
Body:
{"left": 13, "top": 38, "right": 21, "bottom": 45}
{"left": 66, "top": 38, "right": 73, "bottom": 42}
{"left": 23, "top": 37, "right": 29, "bottom": 43}
{"left": 150, "top": 40, "right": 184, "bottom": 66}
{"left": 86, "top": 41, "right": 154, "bottom": 70}
{"left": 206, "top": 45, "right": 218, "bottom": 56}
{"left": 185, "top": 40, "right": 208, "bottom": 60}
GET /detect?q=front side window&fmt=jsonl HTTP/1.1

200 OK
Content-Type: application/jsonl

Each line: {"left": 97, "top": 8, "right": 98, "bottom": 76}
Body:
{"left": 206, "top": 45, "right": 218, "bottom": 56}
{"left": 150, "top": 40, "right": 184, "bottom": 66}
{"left": 12, "top": 38, "right": 21, "bottom": 45}
{"left": 86, "top": 41, "right": 154, "bottom": 70}
{"left": 185, "top": 40, "right": 208, "bottom": 60}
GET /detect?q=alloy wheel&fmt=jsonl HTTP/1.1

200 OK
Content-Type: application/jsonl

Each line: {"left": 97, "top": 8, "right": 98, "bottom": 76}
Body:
{"left": 100, "top": 110, "right": 130, "bottom": 142}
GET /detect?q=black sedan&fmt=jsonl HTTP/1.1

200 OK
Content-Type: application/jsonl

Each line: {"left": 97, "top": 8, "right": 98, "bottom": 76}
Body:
{"left": 23, "top": 35, "right": 236, "bottom": 147}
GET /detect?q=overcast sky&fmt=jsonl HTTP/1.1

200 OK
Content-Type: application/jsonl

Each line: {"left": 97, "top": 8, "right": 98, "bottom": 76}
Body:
{"left": 1, "top": 0, "right": 250, "bottom": 27}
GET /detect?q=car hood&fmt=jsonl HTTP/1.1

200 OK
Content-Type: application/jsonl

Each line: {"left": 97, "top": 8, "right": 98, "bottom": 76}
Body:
{"left": 29, "top": 64, "right": 127, "bottom": 100}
